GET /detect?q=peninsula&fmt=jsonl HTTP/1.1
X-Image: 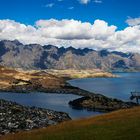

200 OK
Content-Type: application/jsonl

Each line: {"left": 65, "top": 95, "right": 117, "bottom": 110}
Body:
{"left": 0, "top": 66, "right": 136, "bottom": 111}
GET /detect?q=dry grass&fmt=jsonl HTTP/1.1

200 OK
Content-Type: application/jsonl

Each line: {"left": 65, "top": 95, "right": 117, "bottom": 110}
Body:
{"left": 1, "top": 106, "right": 140, "bottom": 140}
{"left": 0, "top": 66, "right": 116, "bottom": 91}
{"left": 46, "top": 69, "right": 117, "bottom": 79}
{"left": 0, "top": 66, "right": 66, "bottom": 90}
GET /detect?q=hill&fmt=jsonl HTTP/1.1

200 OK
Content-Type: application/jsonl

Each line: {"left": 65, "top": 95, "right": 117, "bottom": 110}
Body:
{"left": 0, "top": 65, "right": 67, "bottom": 92}
{"left": 0, "top": 40, "right": 140, "bottom": 71}
{"left": 0, "top": 66, "right": 115, "bottom": 93}
{"left": 2, "top": 106, "right": 140, "bottom": 140}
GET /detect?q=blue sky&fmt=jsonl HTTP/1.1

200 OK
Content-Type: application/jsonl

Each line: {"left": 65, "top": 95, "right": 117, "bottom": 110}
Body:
{"left": 0, "top": 0, "right": 140, "bottom": 52}
{"left": 0, "top": 0, "right": 139, "bottom": 29}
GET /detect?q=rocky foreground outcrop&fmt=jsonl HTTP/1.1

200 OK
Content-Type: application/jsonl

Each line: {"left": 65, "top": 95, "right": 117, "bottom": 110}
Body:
{"left": 69, "top": 96, "right": 137, "bottom": 112}
{"left": 0, "top": 99, "right": 71, "bottom": 135}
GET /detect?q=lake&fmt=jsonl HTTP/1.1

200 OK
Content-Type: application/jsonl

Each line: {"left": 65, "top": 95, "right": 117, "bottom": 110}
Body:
{"left": 69, "top": 72, "right": 140, "bottom": 101}
{"left": 0, "top": 92, "right": 101, "bottom": 119}
{"left": 0, "top": 72, "right": 139, "bottom": 119}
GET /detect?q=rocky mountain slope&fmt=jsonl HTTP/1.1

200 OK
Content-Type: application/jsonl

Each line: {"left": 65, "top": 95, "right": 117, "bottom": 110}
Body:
{"left": 0, "top": 40, "right": 140, "bottom": 71}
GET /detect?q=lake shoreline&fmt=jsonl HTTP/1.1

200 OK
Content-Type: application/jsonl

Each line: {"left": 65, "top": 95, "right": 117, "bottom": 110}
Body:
{"left": 0, "top": 67, "right": 139, "bottom": 136}
{"left": 0, "top": 85, "right": 138, "bottom": 113}
{"left": 0, "top": 91, "right": 137, "bottom": 136}
{"left": 0, "top": 76, "right": 138, "bottom": 113}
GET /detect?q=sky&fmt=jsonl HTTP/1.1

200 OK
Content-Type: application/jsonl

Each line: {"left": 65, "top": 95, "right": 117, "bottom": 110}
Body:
{"left": 0, "top": 0, "right": 140, "bottom": 52}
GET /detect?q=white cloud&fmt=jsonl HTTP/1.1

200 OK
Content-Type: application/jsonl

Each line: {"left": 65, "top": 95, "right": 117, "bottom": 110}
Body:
{"left": 68, "top": 7, "right": 74, "bottom": 10}
{"left": 36, "top": 19, "right": 116, "bottom": 40}
{"left": 126, "top": 17, "right": 140, "bottom": 26}
{"left": 79, "top": 0, "right": 90, "bottom": 4}
{"left": 45, "top": 3, "right": 55, "bottom": 8}
{"left": 0, "top": 19, "right": 140, "bottom": 53}
{"left": 93, "top": 0, "right": 102, "bottom": 3}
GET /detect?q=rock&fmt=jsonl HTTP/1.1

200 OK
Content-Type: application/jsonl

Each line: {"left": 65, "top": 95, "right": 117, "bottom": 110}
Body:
{"left": 0, "top": 99, "right": 71, "bottom": 135}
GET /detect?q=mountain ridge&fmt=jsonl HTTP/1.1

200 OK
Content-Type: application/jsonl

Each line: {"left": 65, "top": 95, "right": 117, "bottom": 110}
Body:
{"left": 0, "top": 40, "right": 140, "bottom": 71}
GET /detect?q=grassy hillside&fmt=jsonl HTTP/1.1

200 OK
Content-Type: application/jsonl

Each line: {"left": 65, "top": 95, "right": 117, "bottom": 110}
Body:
{"left": 46, "top": 69, "right": 116, "bottom": 79}
{"left": 2, "top": 106, "right": 140, "bottom": 140}
{"left": 0, "top": 66, "right": 115, "bottom": 92}
{"left": 0, "top": 66, "right": 66, "bottom": 91}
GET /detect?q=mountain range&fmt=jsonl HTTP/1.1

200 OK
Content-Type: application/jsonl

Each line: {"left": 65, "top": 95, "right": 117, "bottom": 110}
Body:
{"left": 0, "top": 40, "right": 140, "bottom": 71}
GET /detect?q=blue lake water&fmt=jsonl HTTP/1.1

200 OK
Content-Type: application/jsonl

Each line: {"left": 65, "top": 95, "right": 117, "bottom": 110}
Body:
{"left": 69, "top": 72, "right": 140, "bottom": 102}
{"left": 0, "top": 92, "right": 101, "bottom": 119}
{"left": 0, "top": 72, "right": 139, "bottom": 119}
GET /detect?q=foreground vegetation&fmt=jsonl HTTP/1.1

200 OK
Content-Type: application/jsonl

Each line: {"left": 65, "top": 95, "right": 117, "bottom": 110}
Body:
{"left": 2, "top": 106, "right": 140, "bottom": 140}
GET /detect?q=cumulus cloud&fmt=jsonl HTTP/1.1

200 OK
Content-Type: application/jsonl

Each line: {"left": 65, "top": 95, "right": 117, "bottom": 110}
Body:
{"left": 126, "top": 17, "right": 140, "bottom": 26}
{"left": 79, "top": 0, "right": 90, "bottom": 4}
{"left": 36, "top": 19, "right": 116, "bottom": 40}
{"left": 0, "top": 19, "right": 140, "bottom": 52}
